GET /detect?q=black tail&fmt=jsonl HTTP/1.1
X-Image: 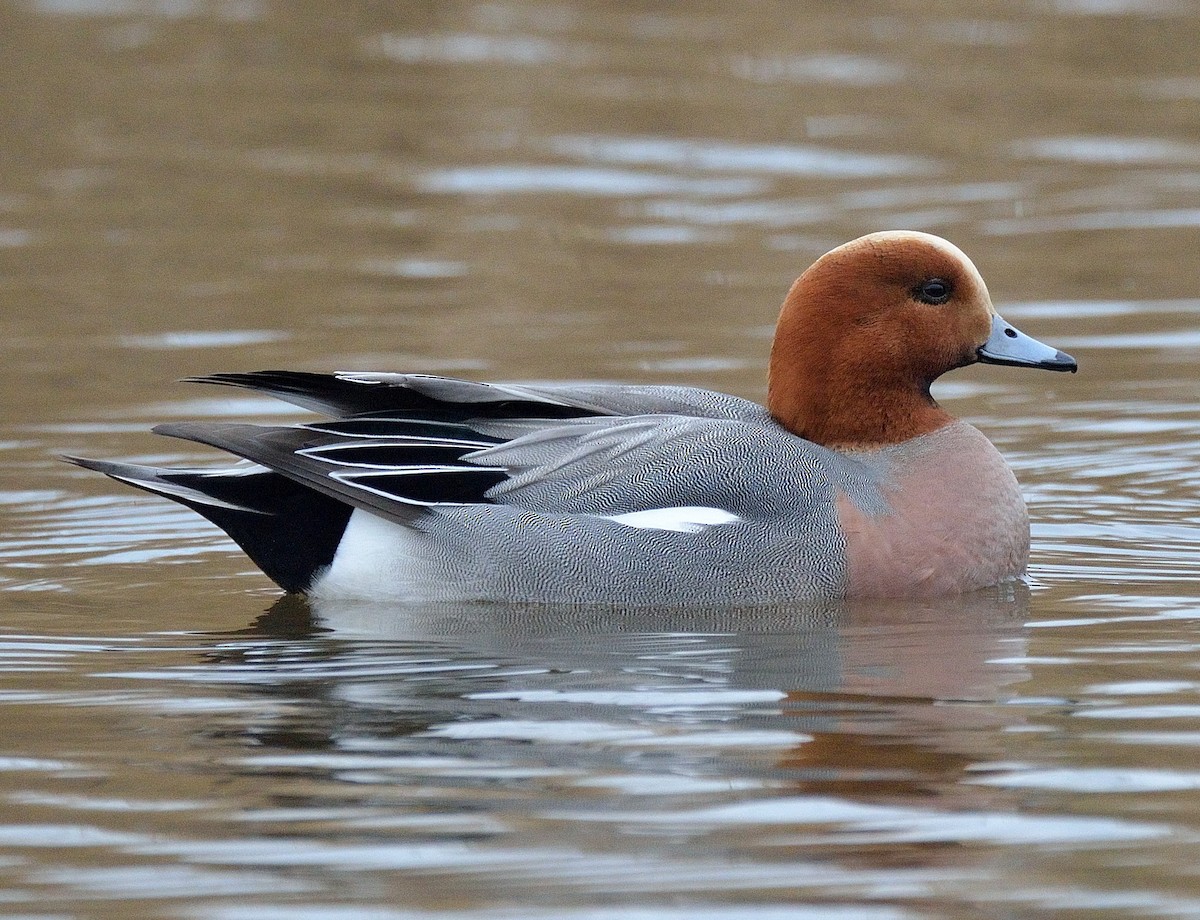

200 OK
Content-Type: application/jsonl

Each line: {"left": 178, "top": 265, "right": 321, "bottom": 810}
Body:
{"left": 63, "top": 457, "right": 352, "bottom": 593}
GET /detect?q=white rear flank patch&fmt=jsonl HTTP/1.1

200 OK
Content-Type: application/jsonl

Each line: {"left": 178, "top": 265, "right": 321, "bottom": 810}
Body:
{"left": 603, "top": 506, "right": 741, "bottom": 534}
{"left": 310, "top": 509, "right": 446, "bottom": 601}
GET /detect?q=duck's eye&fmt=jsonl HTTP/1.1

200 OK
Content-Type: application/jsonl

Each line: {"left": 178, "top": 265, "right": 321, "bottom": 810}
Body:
{"left": 914, "top": 278, "right": 953, "bottom": 305}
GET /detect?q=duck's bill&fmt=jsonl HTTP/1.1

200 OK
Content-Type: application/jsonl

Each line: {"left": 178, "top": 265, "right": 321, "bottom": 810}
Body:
{"left": 977, "top": 314, "right": 1078, "bottom": 372}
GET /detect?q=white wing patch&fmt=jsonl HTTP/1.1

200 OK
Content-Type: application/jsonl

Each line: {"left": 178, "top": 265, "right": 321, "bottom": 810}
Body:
{"left": 603, "top": 506, "right": 741, "bottom": 534}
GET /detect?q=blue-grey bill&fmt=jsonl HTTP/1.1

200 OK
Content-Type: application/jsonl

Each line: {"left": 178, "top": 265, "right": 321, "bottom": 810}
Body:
{"left": 977, "top": 314, "right": 1077, "bottom": 372}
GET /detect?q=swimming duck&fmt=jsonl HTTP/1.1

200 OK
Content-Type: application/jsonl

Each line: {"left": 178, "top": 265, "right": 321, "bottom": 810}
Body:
{"left": 69, "top": 231, "right": 1076, "bottom": 603}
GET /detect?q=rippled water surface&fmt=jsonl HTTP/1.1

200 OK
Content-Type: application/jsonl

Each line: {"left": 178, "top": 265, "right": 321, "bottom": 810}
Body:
{"left": 1, "top": 1, "right": 1199, "bottom": 917}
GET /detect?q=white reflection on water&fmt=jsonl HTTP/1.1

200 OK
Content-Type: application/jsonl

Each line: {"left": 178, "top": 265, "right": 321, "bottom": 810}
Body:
{"left": 371, "top": 33, "right": 573, "bottom": 67}
{"left": 0, "top": 823, "right": 142, "bottom": 846}
{"left": 984, "top": 208, "right": 1200, "bottom": 234}
{"left": 467, "top": 688, "right": 787, "bottom": 706}
{"left": 424, "top": 720, "right": 810, "bottom": 748}
{"left": 416, "top": 166, "right": 767, "bottom": 197}
{"left": 0, "top": 229, "right": 34, "bottom": 248}
{"left": 1056, "top": 329, "right": 1200, "bottom": 349}
{"left": 1002, "top": 298, "right": 1200, "bottom": 318}
{"left": 354, "top": 259, "right": 469, "bottom": 280}
{"left": 558, "top": 794, "right": 1169, "bottom": 844}
{"left": 837, "top": 181, "right": 1027, "bottom": 208}
{"left": 8, "top": 791, "right": 210, "bottom": 812}
{"left": 32, "top": 0, "right": 201, "bottom": 16}
{"left": 200, "top": 905, "right": 909, "bottom": 920}
{"left": 549, "top": 135, "right": 935, "bottom": 177}
{"left": 1048, "top": 0, "right": 1189, "bottom": 13}
{"left": 117, "top": 330, "right": 289, "bottom": 350}
{"left": 969, "top": 767, "right": 1200, "bottom": 792}
{"left": 639, "top": 197, "right": 831, "bottom": 228}
{"left": 607, "top": 224, "right": 727, "bottom": 245}
{"left": 730, "top": 53, "right": 907, "bottom": 87}
{"left": 30, "top": 863, "right": 315, "bottom": 899}
{"left": 1012, "top": 136, "right": 1200, "bottom": 165}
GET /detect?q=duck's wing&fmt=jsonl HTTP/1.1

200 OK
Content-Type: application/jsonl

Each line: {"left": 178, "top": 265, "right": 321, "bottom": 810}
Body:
{"left": 188, "top": 371, "right": 768, "bottom": 423}
{"left": 467, "top": 414, "right": 837, "bottom": 520}
{"left": 143, "top": 411, "right": 833, "bottom": 528}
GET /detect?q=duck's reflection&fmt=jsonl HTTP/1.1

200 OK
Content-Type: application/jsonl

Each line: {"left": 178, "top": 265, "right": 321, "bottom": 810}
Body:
{"left": 215, "top": 583, "right": 1033, "bottom": 805}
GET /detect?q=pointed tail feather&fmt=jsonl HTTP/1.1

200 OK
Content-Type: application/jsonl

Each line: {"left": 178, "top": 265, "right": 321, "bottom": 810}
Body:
{"left": 62, "top": 456, "right": 352, "bottom": 593}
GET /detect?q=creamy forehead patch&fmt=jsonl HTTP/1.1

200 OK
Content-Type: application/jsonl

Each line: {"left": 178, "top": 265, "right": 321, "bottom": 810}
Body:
{"left": 857, "top": 230, "right": 991, "bottom": 304}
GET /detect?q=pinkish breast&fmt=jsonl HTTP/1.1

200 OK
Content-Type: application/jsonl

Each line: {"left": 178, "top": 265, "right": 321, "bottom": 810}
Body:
{"left": 835, "top": 422, "right": 1030, "bottom": 597}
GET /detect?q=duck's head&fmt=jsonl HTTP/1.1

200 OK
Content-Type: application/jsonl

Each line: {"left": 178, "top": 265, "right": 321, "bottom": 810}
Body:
{"left": 767, "top": 230, "right": 1076, "bottom": 449}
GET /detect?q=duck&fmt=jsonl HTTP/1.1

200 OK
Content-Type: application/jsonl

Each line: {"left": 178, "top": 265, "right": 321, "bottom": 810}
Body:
{"left": 68, "top": 231, "right": 1076, "bottom": 604}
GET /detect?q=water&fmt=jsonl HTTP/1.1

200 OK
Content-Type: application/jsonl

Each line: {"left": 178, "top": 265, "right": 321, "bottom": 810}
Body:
{"left": 1, "top": 1, "right": 1199, "bottom": 917}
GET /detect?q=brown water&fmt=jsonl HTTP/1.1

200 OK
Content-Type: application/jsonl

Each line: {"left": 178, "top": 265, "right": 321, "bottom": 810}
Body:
{"left": 1, "top": 1, "right": 1199, "bottom": 917}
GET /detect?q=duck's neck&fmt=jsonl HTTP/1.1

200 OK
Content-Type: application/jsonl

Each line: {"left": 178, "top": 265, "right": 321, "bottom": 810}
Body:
{"left": 767, "top": 354, "right": 955, "bottom": 450}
